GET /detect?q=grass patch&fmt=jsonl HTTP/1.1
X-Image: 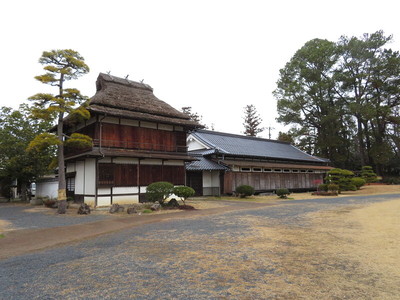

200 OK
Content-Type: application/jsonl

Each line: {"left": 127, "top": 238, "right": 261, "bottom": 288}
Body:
{"left": 142, "top": 209, "right": 153, "bottom": 214}
{"left": 0, "top": 234, "right": 5, "bottom": 238}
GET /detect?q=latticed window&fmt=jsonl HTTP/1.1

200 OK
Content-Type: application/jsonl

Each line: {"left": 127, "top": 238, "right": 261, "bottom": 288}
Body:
{"left": 99, "top": 163, "right": 114, "bottom": 186}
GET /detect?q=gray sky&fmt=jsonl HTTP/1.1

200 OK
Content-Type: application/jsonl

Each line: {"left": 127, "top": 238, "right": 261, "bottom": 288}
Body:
{"left": 1, "top": 0, "right": 399, "bottom": 138}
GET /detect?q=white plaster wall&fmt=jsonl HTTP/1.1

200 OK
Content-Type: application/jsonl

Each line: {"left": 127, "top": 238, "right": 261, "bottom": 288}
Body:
{"left": 141, "top": 159, "right": 162, "bottom": 165}
{"left": 113, "top": 195, "right": 139, "bottom": 204}
{"left": 103, "top": 116, "right": 119, "bottom": 124}
{"left": 163, "top": 160, "right": 184, "bottom": 166}
{"left": 84, "top": 158, "right": 96, "bottom": 195}
{"left": 36, "top": 181, "right": 58, "bottom": 199}
{"left": 120, "top": 119, "right": 139, "bottom": 126}
{"left": 203, "top": 171, "right": 212, "bottom": 188}
{"left": 140, "top": 121, "right": 157, "bottom": 129}
{"left": 97, "top": 196, "right": 111, "bottom": 206}
{"left": 98, "top": 188, "right": 111, "bottom": 195}
{"left": 114, "top": 158, "right": 139, "bottom": 164}
{"left": 66, "top": 162, "right": 75, "bottom": 173}
{"left": 211, "top": 171, "right": 220, "bottom": 187}
{"left": 113, "top": 187, "right": 139, "bottom": 194}
{"left": 202, "top": 171, "right": 220, "bottom": 188}
{"left": 75, "top": 160, "right": 85, "bottom": 194}
{"left": 99, "top": 157, "right": 112, "bottom": 163}
{"left": 84, "top": 196, "right": 95, "bottom": 207}
{"left": 158, "top": 124, "right": 173, "bottom": 131}
{"left": 187, "top": 138, "right": 207, "bottom": 151}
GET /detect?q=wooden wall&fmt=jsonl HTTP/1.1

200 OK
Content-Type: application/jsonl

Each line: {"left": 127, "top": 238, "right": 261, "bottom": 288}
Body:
{"left": 99, "top": 163, "right": 185, "bottom": 187}
{"left": 100, "top": 123, "right": 187, "bottom": 152}
{"left": 224, "top": 172, "right": 324, "bottom": 193}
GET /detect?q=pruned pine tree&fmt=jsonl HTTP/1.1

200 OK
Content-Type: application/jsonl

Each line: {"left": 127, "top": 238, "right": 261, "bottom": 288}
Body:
{"left": 181, "top": 106, "right": 203, "bottom": 123}
{"left": 242, "top": 104, "right": 264, "bottom": 137}
{"left": 28, "top": 50, "right": 91, "bottom": 212}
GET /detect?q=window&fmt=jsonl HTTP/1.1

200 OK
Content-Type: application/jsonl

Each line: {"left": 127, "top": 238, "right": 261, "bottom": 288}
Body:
{"left": 240, "top": 167, "right": 251, "bottom": 172}
{"left": 283, "top": 169, "right": 291, "bottom": 173}
{"left": 252, "top": 167, "right": 262, "bottom": 172}
{"left": 307, "top": 170, "right": 315, "bottom": 173}
{"left": 99, "top": 163, "right": 114, "bottom": 186}
{"left": 274, "top": 169, "right": 282, "bottom": 173}
{"left": 300, "top": 169, "right": 307, "bottom": 173}
{"left": 263, "top": 168, "right": 272, "bottom": 172}
{"left": 67, "top": 177, "right": 75, "bottom": 192}
{"left": 292, "top": 169, "right": 299, "bottom": 173}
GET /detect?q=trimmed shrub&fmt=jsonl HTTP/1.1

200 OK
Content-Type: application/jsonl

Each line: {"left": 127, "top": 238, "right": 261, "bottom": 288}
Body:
{"left": 327, "top": 183, "right": 339, "bottom": 193}
{"left": 173, "top": 186, "right": 195, "bottom": 205}
{"left": 361, "top": 166, "right": 378, "bottom": 183}
{"left": 351, "top": 177, "right": 366, "bottom": 190}
{"left": 318, "top": 184, "right": 328, "bottom": 192}
{"left": 235, "top": 185, "right": 255, "bottom": 198}
{"left": 382, "top": 176, "right": 400, "bottom": 185}
{"left": 326, "top": 168, "right": 355, "bottom": 192}
{"left": 276, "top": 188, "right": 290, "bottom": 199}
{"left": 146, "top": 181, "right": 174, "bottom": 204}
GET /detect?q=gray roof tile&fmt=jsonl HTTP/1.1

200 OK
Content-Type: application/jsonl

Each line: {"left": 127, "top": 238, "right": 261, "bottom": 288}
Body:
{"left": 186, "top": 156, "right": 229, "bottom": 171}
{"left": 190, "top": 130, "right": 326, "bottom": 163}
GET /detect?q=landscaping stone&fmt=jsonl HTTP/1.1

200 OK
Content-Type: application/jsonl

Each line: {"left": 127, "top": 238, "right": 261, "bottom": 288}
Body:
{"left": 150, "top": 201, "right": 161, "bottom": 211}
{"left": 109, "top": 204, "right": 124, "bottom": 213}
{"left": 167, "top": 198, "right": 179, "bottom": 207}
{"left": 127, "top": 207, "right": 137, "bottom": 214}
{"left": 77, "top": 203, "right": 91, "bottom": 215}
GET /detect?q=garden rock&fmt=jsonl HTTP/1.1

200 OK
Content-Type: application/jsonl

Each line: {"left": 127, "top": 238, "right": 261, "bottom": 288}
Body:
{"left": 167, "top": 198, "right": 179, "bottom": 207}
{"left": 150, "top": 201, "right": 161, "bottom": 211}
{"left": 127, "top": 207, "right": 137, "bottom": 214}
{"left": 77, "top": 203, "right": 91, "bottom": 215}
{"left": 109, "top": 204, "right": 124, "bottom": 213}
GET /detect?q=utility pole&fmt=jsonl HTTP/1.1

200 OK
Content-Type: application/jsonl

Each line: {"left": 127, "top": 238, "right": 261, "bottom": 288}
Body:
{"left": 267, "top": 126, "right": 275, "bottom": 139}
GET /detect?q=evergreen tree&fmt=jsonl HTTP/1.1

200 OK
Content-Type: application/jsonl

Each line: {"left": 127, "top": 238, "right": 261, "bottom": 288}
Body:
{"left": 28, "top": 50, "right": 90, "bottom": 211}
{"left": 275, "top": 31, "right": 400, "bottom": 174}
{"left": 242, "top": 104, "right": 264, "bottom": 137}
{"left": 0, "top": 105, "right": 53, "bottom": 201}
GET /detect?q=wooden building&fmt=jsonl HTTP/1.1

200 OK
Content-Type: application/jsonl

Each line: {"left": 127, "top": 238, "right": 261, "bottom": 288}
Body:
{"left": 63, "top": 73, "right": 199, "bottom": 206}
{"left": 186, "top": 130, "right": 332, "bottom": 196}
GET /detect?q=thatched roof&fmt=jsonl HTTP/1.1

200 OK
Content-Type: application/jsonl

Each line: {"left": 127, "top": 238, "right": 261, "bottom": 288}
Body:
{"left": 88, "top": 73, "right": 200, "bottom": 128}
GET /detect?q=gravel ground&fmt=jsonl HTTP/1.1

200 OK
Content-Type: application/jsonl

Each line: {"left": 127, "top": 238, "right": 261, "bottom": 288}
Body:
{"left": 0, "top": 203, "right": 111, "bottom": 231}
{"left": 0, "top": 194, "right": 399, "bottom": 299}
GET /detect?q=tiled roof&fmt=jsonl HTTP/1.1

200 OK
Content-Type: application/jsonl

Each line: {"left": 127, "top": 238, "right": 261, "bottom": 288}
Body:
{"left": 190, "top": 130, "right": 327, "bottom": 163}
{"left": 186, "top": 156, "right": 229, "bottom": 171}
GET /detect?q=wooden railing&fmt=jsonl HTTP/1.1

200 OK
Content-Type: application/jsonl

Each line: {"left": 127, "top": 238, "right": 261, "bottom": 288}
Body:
{"left": 65, "top": 139, "right": 188, "bottom": 157}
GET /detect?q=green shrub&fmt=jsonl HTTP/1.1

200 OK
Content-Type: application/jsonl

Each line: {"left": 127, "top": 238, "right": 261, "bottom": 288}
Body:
{"left": 142, "top": 209, "right": 153, "bottom": 214}
{"left": 361, "top": 166, "right": 378, "bottom": 183}
{"left": 382, "top": 176, "right": 400, "bottom": 184}
{"left": 318, "top": 184, "right": 328, "bottom": 192}
{"left": 327, "top": 183, "right": 339, "bottom": 192}
{"left": 173, "top": 186, "right": 195, "bottom": 204}
{"left": 146, "top": 181, "right": 174, "bottom": 204}
{"left": 276, "top": 188, "right": 290, "bottom": 199}
{"left": 326, "top": 168, "right": 355, "bottom": 192}
{"left": 351, "top": 177, "right": 366, "bottom": 190}
{"left": 235, "top": 185, "right": 255, "bottom": 198}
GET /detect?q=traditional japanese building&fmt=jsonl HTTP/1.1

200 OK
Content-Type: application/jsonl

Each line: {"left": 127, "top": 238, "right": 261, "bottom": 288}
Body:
{"left": 63, "top": 73, "right": 200, "bottom": 206}
{"left": 186, "top": 130, "right": 332, "bottom": 196}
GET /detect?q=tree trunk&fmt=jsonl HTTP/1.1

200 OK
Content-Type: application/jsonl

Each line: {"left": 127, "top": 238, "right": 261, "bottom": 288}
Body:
{"left": 20, "top": 181, "right": 28, "bottom": 202}
{"left": 356, "top": 116, "right": 366, "bottom": 166}
{"left": 57, "top": 111, "right": 67, "bottom": 202}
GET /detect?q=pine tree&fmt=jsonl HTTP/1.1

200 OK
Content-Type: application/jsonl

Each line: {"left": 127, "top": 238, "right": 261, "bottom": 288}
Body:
{"left": 242, "top": 104, "right": 264, "bottom": 136}
{"left": 28, "top": 50, "right": 90, "bottom": 212}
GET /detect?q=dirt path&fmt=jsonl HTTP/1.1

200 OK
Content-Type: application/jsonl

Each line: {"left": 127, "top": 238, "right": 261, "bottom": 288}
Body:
{"left": 0, "top": 201, "right": 271, "bottom": 260}
{"left": 1, "top": 191, "right": 399, "bottom": 299}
